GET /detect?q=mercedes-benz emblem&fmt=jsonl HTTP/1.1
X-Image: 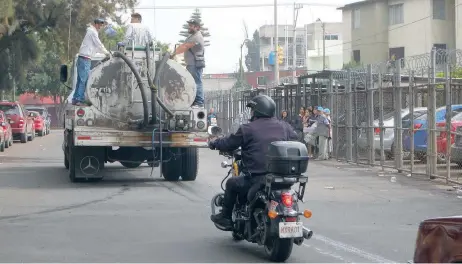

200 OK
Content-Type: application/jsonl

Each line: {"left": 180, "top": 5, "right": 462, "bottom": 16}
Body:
{"left": 79, "top": 156, "right": 100, "bottom": 176}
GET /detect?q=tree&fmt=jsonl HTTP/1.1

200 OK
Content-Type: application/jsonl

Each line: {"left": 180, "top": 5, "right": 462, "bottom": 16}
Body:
{"left": 0, "top": 0, "right": 64, "bottom": 91}
{"left": 244, "top": 30, "right": 261, "bottom": 72}
{"left": 179, "top": 8, "right": 210, "bottom": 46}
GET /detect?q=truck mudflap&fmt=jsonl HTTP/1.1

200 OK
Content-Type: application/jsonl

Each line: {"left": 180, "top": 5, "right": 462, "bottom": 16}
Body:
{"left": 73, "top": 128, "right": 209, "bottom": 147}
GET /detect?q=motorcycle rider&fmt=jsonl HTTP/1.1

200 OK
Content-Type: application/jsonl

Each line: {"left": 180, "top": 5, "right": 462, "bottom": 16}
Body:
{"left": 208, "top": 94, "right": 298, "bottom": 230}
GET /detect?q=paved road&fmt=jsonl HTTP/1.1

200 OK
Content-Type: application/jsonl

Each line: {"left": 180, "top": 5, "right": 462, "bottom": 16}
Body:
{"left": 0, "top": 131, "right": 460, "bottom": 262}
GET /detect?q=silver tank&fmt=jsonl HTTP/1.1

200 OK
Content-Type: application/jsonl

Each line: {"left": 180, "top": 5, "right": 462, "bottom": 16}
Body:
{"left": 85, "top": 50, "right": 196, "bottom": 123}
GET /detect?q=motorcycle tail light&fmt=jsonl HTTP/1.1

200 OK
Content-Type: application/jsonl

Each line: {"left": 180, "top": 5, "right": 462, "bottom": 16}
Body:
{"left": 285, "top": 217, "right": 297, "bottom": 222}
{"left": 281, "top": 192, "right": 293, "bottom": 207}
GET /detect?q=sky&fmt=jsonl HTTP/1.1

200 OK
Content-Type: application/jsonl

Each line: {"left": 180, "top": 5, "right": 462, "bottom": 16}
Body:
{"left": 128, "top": 0, "right": 357, "bottom": 74}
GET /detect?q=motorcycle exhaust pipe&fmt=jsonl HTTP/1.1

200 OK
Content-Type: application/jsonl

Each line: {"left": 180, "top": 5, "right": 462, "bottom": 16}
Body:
{"left": 303, "top": 228, "right": 313, "bottom": 240}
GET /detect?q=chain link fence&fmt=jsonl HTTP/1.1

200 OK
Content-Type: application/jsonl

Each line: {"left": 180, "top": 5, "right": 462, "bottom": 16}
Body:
{"left": 205, "top": 48, "right": 462, "bottom": 185}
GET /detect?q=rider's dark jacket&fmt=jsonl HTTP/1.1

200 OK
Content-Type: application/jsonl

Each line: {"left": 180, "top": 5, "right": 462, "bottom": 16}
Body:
{"left": 211, "top": 117, "right": 298, "bottom": 175}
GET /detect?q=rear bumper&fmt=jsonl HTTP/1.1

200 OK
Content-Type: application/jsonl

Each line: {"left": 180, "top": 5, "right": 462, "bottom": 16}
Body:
{"left": 11, "top": 128, "right": 24, "bottom": 135}
{"left": 72, "top": 128, "right": 209, "bottom": 147}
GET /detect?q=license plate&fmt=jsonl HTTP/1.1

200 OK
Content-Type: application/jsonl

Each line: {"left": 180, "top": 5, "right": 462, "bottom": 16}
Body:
{"left": 278, "top": 222, "right": 303, "bottom": 238}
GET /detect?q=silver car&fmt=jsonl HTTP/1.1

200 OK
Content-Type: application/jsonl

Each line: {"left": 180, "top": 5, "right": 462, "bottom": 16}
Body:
{"left": 357, "top": 107, "right": 427, "bottom": 159}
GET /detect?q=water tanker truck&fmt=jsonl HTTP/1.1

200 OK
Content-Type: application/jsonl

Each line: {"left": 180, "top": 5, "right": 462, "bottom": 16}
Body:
{"left": 59, "top": 43, "right": 209, "bottom": 182}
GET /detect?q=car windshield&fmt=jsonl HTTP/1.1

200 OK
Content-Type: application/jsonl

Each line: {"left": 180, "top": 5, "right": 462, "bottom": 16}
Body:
{"left": 452, "top": 112, "right": 462, "bottom": 121}
{"left": 416, "top": 113, "right": 428, "bottom": 120}
{"left": 0, "top": 104, "right": 20, "bottom": 116}
{"left": 26, "top": 108, "right": 44, "bottom": 115}
{"left": 382, "top": 109, "right": 406, "bottom": 121}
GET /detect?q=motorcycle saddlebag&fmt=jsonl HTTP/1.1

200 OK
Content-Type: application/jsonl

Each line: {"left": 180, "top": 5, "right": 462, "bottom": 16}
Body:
{"left": 266, "top": 141, "right": 309, "bottom": 175}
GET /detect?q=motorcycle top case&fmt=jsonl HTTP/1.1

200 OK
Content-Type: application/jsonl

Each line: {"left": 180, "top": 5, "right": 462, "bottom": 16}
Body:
{"left": 266, "top": 141, "right": 309, "bottom": 175}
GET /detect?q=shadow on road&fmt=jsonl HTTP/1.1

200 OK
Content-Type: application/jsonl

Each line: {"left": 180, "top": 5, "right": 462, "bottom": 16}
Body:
{"left": 0, "top": 165, "right": 168, "bottom": 190}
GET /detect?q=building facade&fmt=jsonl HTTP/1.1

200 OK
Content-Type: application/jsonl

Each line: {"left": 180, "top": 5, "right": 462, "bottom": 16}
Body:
{"left": 258, "top": 23, "right": 344, "bottom": 72}
{"left": 340, "top": 0, "right": 457, "bottom": 65}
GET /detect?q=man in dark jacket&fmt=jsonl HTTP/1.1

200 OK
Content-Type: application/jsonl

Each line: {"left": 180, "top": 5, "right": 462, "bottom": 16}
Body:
{"left": 208, "top": 95, "right": 298, "bottom": 230}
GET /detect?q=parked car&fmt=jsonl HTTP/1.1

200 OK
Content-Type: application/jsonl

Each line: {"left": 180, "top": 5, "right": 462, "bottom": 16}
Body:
{"left": 413, "top": 216, "right": 462, "bottom": 263}
{"left": 357, "top": 107, "right": 427, "bottom": 159}
{"left": 0, "top": 101, "right": 35, "bottom": 143}
{"left": 403, "top": 105, "right": 462, "bottom": 161}
{"left": 29, "top": 111, "right": 46, "bottom": 136}
{"left": 0, "top": 110, "right": 13, "bottom": 148}
{"left": 435, "top": 112, "right": 462, "bottom": 163}
{"left": 450, "top": 124, "right": 462, "bottom": 167}
{"left": 24, "top": 106, "right": 50, "bottom": 135}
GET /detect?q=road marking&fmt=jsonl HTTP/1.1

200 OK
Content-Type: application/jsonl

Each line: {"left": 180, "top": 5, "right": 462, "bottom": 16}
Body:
{"left": 303, "top": 227, "right": 396, "bottom": 263}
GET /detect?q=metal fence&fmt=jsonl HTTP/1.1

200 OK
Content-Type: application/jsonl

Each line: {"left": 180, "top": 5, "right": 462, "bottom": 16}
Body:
{"left": 205, "top": 48, "right": 462, "bottom": 185}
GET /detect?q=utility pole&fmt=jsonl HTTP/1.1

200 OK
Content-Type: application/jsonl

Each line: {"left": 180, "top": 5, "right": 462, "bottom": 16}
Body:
{"left": 316, "top": 18, "right": 326, "bottom": 70}
{"left": 292, "top": 3, "right": 303, "bottom": 80}
{"left": 273, "top": 0, "right": 279, "bottom": 84}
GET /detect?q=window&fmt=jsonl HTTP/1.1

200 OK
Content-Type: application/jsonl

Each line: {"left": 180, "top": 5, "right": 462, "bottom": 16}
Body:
{"left": 389, "top": 4, "right": 404, "bottom": 25}
{"left": 433, "top": 0, "right": 446, "bottom": 20}
{"left": 324, "top": 34, "right": 339, "bottom": 40}
{"left": 352, "top": 8, "right": 360, "bottom": 29}
{"left": 257, "top": 76, "right": 267, "bottom": 86}
{"left": 353, "top": 50, "right": 360, "bottom": 63}
{"left": 389, "top": 47, "right": 405, "bottom": 67}
{"left": 434, "top": 44, "right": 447, "bottom": 64}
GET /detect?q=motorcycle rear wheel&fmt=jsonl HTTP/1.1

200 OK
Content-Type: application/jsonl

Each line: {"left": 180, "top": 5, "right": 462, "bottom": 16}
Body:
{"left": 264, "top": 238, "right": 294, "bottom": 262}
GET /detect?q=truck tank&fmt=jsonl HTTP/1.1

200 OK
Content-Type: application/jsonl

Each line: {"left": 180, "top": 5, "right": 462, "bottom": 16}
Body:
{"left": 84, "top": 49, "right": 196, "bottom": 125}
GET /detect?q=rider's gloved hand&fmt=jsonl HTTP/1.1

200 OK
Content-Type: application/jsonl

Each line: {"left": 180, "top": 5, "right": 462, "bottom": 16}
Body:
{"left": 208, "top": 140, "right": 216, "bottom": 150}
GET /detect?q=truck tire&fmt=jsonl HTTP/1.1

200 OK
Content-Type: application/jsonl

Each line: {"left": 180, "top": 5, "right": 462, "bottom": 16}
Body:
{"left": 64, "top": 152, "right": 69, "bottom": 170}
{"left": 181, "top": 148, "right": 198, "bottom": 181}
{"left": 161, "top": 148, "right": 198, "bottom": 182}
{"left": 120, "top": 161, "right": 142, "bottom": 168}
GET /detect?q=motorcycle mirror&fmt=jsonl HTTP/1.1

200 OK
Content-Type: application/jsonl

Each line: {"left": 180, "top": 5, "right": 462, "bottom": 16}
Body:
{"left": 220, "top": 161, "right": 228, "bottom": 168}
{"left": 208, "top": 126, "right": 223, "bottom": 136}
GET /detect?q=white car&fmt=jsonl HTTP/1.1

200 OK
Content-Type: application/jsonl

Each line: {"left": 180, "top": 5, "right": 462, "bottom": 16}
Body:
{"left": 357, "top": 107, "right": 427, "bottom": 159}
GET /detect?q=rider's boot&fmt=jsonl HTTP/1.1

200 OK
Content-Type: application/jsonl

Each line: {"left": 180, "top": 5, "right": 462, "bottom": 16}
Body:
{"left": 211, "top": 207, "right": 232, "bottom": 230}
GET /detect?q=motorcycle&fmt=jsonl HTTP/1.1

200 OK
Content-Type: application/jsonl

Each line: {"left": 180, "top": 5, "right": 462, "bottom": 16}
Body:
{"left": 208, "top": 126, "right": 314, "bottom": 262}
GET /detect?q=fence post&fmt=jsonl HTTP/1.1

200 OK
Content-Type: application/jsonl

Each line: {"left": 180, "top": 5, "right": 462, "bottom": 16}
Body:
{"left": 427, "top": 48, "right": 438, "bottom": 179}
{"left": 444, "top": 60, "right": 452, "bottom": 183}
{"left": 394, "top": 59, "right": 403, "bottom": 172}
{"left": 366, "top": 64, "right": 375, "bottom": 165}
{"left": 346, "top": 70, "right": 353, "bottom": 162}
{"left": 378, "top": 71, "right": 385, "bottom": 168}
{"left": 328, "top": 73, "right": 334, "bottom": 110}
{"left": 409, "top": 70, "right": 415, "bottom": 174}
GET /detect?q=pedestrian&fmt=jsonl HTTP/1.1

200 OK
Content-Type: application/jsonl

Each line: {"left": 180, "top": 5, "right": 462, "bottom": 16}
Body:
{"left": 208, "top": 108, "right": 217, "bottom": 126}
{"left": 70, "top": 18, "right": 110, "bottom": 106}
{"left": 314, "top": 106, "right": 330, "bottom": 160}
{"left": 171, "top": 18, "right": 205, "bottom": 108}
{"left": 280, "top": 110, "right": 290, "bottom": 123}
{"left": 123, "top": 13, "right": 153, "bottom": 47}
{"left": 323, "top": 108, "right": 332, "bottom": 158}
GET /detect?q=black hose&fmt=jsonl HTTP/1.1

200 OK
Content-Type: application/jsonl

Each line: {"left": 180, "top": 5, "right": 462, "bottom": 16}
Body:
{"left": 112, "top": 51, "right": 150, "bottom": 127}
{"left": 152, "top": 52, "right": 174, "bottom": 118}
{"left": 145, "top": 44, "right": 156, "bottom": 124}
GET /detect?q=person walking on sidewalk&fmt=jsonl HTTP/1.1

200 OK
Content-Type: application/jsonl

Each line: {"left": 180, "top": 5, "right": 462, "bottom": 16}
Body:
{"left": 314, "top": 106, "right": 330, "bottom": 160}
{"left": 71, "top": 18, "right": 111, "bottom": 106}
{"left": 171, "top": 18, "right": 205, "bottom": 108}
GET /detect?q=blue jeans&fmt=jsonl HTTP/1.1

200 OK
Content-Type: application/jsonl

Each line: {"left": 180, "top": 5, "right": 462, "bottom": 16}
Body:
{"left": 73, "top": 56, "right": 91, "bottom": 103}
{"left": 186, "top": 65, "right": 204, "bottom": 106}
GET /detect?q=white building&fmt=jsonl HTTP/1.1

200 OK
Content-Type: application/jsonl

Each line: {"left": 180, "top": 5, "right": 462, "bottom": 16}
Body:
{"left": 258, "top": 22, "right": 344, "bottom": 72}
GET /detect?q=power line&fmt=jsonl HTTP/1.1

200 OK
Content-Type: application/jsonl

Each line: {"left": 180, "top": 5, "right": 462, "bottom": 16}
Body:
{"left": 135, "top": 3, "right": 341, "bottom": 10}
{"left": 324, "top": 3, "right": 460, "bottom": 52}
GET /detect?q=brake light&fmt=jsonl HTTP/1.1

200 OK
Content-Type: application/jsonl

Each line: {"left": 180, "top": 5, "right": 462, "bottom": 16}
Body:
{"left": 285, "top": 217, "right": 297, "bottom": 222}
{"left": 374, "top": 127, "right": 381, "bottom": 135}
{"left": 19, "top": 118, "right": 24, "bottom": 124}
{"left": 281, "top": 192, "right": 293, "bottom": 207}
{"left": 76, "top": 108, "right": 85, "bottom": 117}
{"left": 413, "top": 123, "right": 422, "bottom": 133}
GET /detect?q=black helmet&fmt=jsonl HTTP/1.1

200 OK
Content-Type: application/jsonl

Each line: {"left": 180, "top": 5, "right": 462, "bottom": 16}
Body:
{"left": 94, "top": 18, "right": 106, "bottom": 25}
{"left": 246, "top": 94, "right": 276, "bottom": 118}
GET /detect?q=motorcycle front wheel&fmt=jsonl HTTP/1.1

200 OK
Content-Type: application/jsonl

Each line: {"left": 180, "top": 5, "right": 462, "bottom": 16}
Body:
{"left": 264, "top": 238, "right": 294, "bottom": 262}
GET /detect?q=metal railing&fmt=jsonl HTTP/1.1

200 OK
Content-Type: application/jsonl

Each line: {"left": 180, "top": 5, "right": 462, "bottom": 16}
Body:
{"left": 205, "top": 48, "right": 462, "bottom": 185}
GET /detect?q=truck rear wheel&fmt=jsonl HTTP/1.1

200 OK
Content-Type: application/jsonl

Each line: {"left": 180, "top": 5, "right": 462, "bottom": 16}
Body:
{"left": 161, "top": 148, "right": 198, "bottom": 182}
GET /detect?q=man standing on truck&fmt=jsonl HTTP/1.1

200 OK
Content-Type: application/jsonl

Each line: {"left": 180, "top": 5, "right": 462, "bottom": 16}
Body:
{"left": 171, "top": 19, "right": 205, "bottom": 108}
{"left": 123, "top": 13, "right": 153, "bottom": 47}
{"left": 70, "top": 18, "right": 111, "bottom": 106}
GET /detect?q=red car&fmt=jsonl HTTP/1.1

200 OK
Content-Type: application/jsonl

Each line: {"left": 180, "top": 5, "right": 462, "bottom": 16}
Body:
{"left": 436, "top": 112, "right": 462, "bottom": 162}
{"left": 0, "top": 110, "right": 13, "bottom": 148}
{"left": 0, "top": 101, "right": 35, "bottom": 143}
{"left": 29, "top": 111, "right": 46, "bottom": 136}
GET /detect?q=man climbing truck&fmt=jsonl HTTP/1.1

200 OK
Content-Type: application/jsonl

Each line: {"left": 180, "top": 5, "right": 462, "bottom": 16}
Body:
{"left": 60, "top": 41, "right": 210, "bottom": 183}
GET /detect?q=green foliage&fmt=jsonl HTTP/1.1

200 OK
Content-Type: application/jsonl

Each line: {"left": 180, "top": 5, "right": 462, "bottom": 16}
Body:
{"left": 156, "top": 41, "right": 170, "bottom": 53}
{"left": 179, "top": 8, "right": 211, "bottom": 46}
{"left": 342, "top": 61, "right": 362, "bottom": 70}
{"left": 100, "top": 25, "right": 126, "bottom": 51}
{"left": 245, "top": 30, "right": 261, "bottom": 72}
{"left": 436, "top": 67, "right": 462, "bottom": 78}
